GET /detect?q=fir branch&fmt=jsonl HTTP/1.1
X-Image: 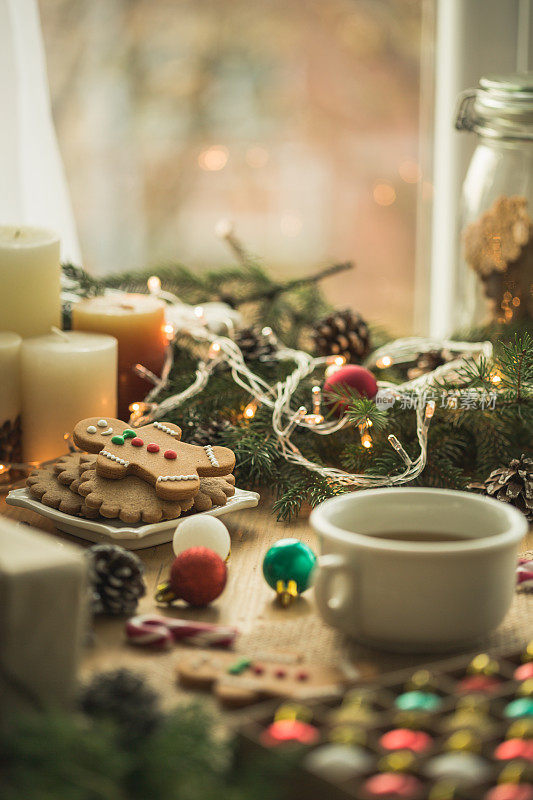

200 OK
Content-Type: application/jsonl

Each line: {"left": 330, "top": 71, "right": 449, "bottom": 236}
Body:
{"left": 231, "top": 261, "right": 353, "bottom": 306}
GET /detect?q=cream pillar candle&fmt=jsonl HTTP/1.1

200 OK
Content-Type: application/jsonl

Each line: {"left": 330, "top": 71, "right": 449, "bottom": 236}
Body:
{"left": 72, "top": 294, "right": 167, "bottom": 419}
{"left": 0, "top": 332, "right": 22, "bottom": 465}
{"left": 0, "top": 226, "right": 61, "bottom": 338}
{"left": 21, "top": 330, "right": 117, "bottom": 462}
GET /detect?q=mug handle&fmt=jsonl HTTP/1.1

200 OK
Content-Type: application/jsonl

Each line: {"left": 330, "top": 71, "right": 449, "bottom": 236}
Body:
{"left": 314, "top": 553, "right": 357, "bottom": 629}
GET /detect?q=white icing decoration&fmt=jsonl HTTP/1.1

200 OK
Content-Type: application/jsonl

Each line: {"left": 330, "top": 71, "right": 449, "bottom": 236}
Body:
{"left": 153, "top": 421, "right": 179, "bottom": 437}
{"left": 204, "top": 444, "right": 219, "bottom": 467}
{"left": 87, "top": 425, "right": 97, "bottom": 434}
{"left": 101, "top": 428, "right": 113, "bottom": 435}
{"left": 157, "top": 475, "right": 196, "bottom": 482}
{"left": 97, "top": 419, "right": 108, "bottom": 427}
{"left": 100, "top": 449, "right": 129, "bottom": 467}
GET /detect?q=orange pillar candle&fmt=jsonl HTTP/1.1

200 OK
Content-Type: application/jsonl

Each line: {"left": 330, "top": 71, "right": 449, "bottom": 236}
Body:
{"left": 72, "top": 294, "right": 167, "bottom": 420}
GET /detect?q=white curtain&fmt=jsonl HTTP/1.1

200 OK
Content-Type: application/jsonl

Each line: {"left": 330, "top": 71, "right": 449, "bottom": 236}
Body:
{"left": 0, "top": 0, "right": 81, "bottom": 263}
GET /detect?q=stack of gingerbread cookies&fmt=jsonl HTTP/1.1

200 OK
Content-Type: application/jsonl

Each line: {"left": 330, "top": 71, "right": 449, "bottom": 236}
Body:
{"left": 27, "top": 416, "right": 237, "bottom": 524}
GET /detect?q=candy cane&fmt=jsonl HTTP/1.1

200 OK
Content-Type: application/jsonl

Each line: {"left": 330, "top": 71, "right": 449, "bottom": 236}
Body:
{"left": 517, "top": 558, "right": 533, "bottom": 592}
{"left": 126, "top": 614, "right": 238, "bottom": 649}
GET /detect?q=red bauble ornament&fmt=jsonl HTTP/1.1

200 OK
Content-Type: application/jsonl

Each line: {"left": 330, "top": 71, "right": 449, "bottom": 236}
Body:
{"left": 170, "top": 546, "right": 227, "bottom": 607}
{"left": 323, "top": 364, "right": 378, "bottom": 416}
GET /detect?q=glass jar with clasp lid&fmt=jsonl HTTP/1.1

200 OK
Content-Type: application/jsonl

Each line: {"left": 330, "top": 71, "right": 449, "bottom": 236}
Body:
{"left": 454, "top": 73, "right": 533, "bottom": 329}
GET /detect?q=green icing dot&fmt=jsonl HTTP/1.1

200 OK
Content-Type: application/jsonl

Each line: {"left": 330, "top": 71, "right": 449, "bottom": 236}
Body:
{"left": 111, "top": 435, "right": 125, "bottom": 445}
{"left": 123, "top": 429, "right": 136, "bottom": 439}
{"left": 395, "top": 691, "right": 442, "bottom": 712}
{"left": 504, "top": 698, "right": 533, "bottom": 718}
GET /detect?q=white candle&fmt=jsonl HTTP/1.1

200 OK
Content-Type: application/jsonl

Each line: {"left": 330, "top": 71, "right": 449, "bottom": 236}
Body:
{"left": 0, "top": 225, "right": 61, "bottom": 338}
{"left": 0, "top": 332, "right": 22, "bottom": 464}
{"left": 21, "top": 330, "right": 117, "bottom": 462}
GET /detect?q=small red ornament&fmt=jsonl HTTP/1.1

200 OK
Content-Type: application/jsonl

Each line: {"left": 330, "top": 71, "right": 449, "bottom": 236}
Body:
{"left": 456, "top": 674, "right": 502, "bottom": 694}
{"left": 323, "top": 364, "right": 378, "bottom": 416}
{"left": 147, "top": 443, "right": 160, "bottom": 453}
{"left": 484, "top": 786, "right": 533, "bottom": 800}
{"left": 379, "top": 728, "right": 433, "bottom": 754}
{"left": 131, "top": 437, "right": 144, "bottom": 447}
{"left": 260, "top": 719, "right": 320, "bottom": 747}
{"left": 494, "top": 738, "right": 533, "bottom": 761}
{"left": 363, "top": 772, "right": 423, "bottom": 798}
{"left": 169, "top": 546, "right": 227, "bottom": 607}
{"left": 164, "top": 449, "right": 177, "bottom": 459}
{"left": 515, "top": 663, "right": 533, "bottom": 681}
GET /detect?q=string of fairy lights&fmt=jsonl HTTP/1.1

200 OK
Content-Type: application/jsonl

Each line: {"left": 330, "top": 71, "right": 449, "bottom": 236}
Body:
{"left": 128, "top": 279, "right": 494, "bottom": 489}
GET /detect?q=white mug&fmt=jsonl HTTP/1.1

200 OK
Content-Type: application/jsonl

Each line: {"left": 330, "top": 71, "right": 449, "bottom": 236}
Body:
{"left": 310, "top": 488, "right": 527, "bottom": 652}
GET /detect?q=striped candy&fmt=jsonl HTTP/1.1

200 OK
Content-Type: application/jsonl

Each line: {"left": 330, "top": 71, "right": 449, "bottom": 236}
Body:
{"left": 125, "top": 614, "right": 237, "bottom": 650}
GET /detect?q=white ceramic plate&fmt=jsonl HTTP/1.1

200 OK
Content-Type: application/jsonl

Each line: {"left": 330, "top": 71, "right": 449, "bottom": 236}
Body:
{"left": 6, "top": 486, "right": 260, "bottom": 550}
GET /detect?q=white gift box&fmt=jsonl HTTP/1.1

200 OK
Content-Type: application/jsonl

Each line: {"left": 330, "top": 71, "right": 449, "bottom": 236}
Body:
{"left": 0, "top": 516, "right": 87, "bottom": 719}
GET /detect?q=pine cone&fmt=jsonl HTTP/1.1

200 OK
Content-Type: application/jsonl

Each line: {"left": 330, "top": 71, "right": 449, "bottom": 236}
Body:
{"left": 235, "top": 326, "right": 277, "bottom": 361}
{"left": 0, "top": 415, "right": 22, "bottom": 463}
{"left": 468, "top": 454, "right": 533, "bottom": 521}
{"left": 312, "top": 309, "right": 371, "bottom": 364}
{"left": 184, "top": 418, "right": 230, "bottom": 446}
{"left": 407, "top": 349, "right": 453, "bottom": 380}
{"left": 86, "top": 544, "right": 146, "bottom": 616}
{"left": 80, "top": 669, "right": 161, "bottom": 740}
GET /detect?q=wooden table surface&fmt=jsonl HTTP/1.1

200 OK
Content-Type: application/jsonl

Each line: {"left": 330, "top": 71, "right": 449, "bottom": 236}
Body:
{"left": 2, "top": 491, "right": 532, "bottom": 714}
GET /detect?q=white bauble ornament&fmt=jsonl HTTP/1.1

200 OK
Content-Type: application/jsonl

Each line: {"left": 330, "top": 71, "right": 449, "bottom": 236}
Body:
{"left": 173, "top": 516, "right": 231, "bottom": 560}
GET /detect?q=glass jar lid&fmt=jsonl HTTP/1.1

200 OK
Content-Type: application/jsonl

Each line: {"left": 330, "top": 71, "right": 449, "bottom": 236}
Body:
{"left": 456, "top": 72, "right": 533, "bottom": 140}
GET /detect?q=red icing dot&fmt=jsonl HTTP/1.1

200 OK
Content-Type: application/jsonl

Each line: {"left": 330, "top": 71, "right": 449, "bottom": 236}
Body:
{"left": 274, "top": 668, "right": 286, "bottom": 679}
{"left": 164, "top": 449, "right": 177, "bottom": 460}
{"left": 147, "top": 443, "right": 160, "bottom": 453}
{"left": 131, "top": 437, "right": 144, "bottom": 447}
{"left": 252, "top": 664, "right": 264, "bottom": 675}
{"left": 296, "top": 670, "right": 309, "bottom": 682}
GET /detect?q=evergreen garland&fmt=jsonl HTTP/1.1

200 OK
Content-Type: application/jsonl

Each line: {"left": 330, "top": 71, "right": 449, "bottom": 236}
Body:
{"left": 62, "top": 263, "right": 532, "bottom": 521}
{"left": 0, "top": 703, "right": 294, "bottom": 800}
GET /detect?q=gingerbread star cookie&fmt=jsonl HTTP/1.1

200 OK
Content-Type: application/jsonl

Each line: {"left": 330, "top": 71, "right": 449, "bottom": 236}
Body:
{"left": 73, "top": 417, "right": 235, "bottom": 501}
{"left": 71, "top": 469, "right": 194, "bottom": 524}
{"left": 27, "top": 467, "right": 99, "bottom": 518}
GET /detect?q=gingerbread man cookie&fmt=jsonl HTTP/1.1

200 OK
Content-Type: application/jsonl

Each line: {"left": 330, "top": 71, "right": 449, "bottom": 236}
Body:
{"left": 27, "top": 467, "right": 99, "bottom": 518}
{"left": 71, "top": 469, "right": 194, "bottom": 524}
{"left": 73, "top": 417, "right": 235, "bottom": 501}
{"left": 189, "top": 474, "right": 236, "bottom": 513}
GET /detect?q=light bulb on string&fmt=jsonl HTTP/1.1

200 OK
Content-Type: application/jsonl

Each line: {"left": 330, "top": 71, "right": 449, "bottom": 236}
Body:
{"left": 208, "top": 341, "right": 221, "bottom": 359}
{"left": 163, "top": 323, "right": 175, "bottom": 342}
{"left": 376, "top": 355, "right": 393, "bottom": 369}
{"left": 304, "top": 386, "right": 324, "bottom": 425}
{"left": 325, "top": 355, "right": 346, "bottom": 378}
{"left": 283, "top": 406, "right": 307, "bottom": 437}
{"left": 261, "top": 326, "right": 278, "bottom": 347}
{"left": 388, "top": 434, "right": 413, "bottom": 466}
{"left": 244, "top": 400, "right": 258, "bottom": 419}
{"left": 361, "top": 432, "right": 373, "bottom": 449}
{"left": 425, "top": 400, "right": 436, "bottom": 420}
{"left": 147, "top": 275, "right": 161, "bottom": 295}
{"left": 358, "top": 418, "right": 373, "bottom": 449}
{"left": 194, "top": 306, "right": 205, "bottom": 322}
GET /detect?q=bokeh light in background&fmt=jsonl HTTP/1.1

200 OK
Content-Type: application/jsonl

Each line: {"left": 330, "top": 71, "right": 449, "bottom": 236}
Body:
{"left": 39, "top": 0, "right": 422, "bottom": 334}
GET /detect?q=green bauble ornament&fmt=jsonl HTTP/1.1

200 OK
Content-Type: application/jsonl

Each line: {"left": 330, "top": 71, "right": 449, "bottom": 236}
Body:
{"left": 262, "top": 538, "right": 317, "bottom": 607}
